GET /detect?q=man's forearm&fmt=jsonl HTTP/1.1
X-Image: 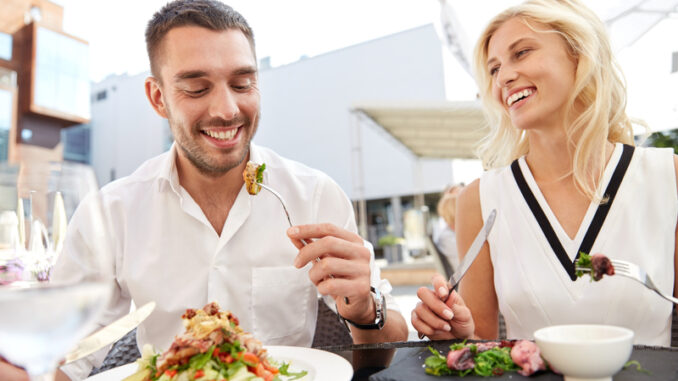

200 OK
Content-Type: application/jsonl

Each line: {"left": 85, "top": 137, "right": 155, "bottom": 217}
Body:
{"left": 349, "top": 309, "right": 409, "bottom": 344}
{"left": 55, "top": 368, "right": 71, "bottom": 381}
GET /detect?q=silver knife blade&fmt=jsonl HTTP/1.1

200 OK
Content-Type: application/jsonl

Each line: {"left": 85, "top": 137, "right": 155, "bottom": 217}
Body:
{"left": 64, "top": 301, "right": 156, "bottom": 364}
{"left": 445, "top": 209, "right": 496, "bottom": 300}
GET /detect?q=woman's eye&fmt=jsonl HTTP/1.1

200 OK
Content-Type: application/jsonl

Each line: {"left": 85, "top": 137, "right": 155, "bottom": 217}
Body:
{"left": 489, "top": 66, "right": 500, "bottom": 76}
{"left": 516, "top": 49, "right": 531, "bottom": 58}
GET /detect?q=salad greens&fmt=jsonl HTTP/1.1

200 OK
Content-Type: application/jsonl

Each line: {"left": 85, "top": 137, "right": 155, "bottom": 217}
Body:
{"left": 132, "top": 340, "right": 307, "bottom": 381}
{"left": 256, "top": 163, "right": 266, "bottom": 184}
{"left": 624, "top": 360, "right": 651, "bottom": 375}
{"left": 125, "top": 303, "right": 308, "bottom": 381}
{"left": 424, "top": 342, "right": 520, "bottom": 377}
{"left": 575, "top": 252, "right": 593, "bottom": 280}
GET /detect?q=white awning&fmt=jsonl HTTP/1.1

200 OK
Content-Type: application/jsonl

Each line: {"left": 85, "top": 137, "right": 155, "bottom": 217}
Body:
{"left": 354, "top": 100, "right": 489, "bottom": 159}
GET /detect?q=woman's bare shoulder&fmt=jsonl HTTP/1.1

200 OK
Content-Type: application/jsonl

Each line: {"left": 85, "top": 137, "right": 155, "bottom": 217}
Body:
{"left": 456, "top": 179, "right": 483, "bottom": 230}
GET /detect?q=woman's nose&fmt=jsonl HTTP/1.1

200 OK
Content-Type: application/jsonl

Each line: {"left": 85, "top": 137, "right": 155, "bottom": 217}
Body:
{"left": 495, "top": 64, "right": 518, "bottom": 88}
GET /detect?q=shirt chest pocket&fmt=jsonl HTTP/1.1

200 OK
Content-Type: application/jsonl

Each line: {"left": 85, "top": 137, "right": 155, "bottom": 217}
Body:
{"left": 251, "top": 266, "right": 313, "bottom": 343}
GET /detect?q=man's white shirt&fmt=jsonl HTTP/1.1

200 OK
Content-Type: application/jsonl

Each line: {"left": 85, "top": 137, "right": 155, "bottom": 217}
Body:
{"left": 56, "top": 143, "right": 396, "bottom": 380}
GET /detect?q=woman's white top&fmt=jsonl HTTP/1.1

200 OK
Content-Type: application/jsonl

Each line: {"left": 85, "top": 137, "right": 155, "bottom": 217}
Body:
{"left": 479, "top": 143, "right": 676, "bottom": 345}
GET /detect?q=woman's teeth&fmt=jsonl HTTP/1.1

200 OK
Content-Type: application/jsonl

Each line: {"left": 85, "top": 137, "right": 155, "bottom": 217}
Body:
{"left": 507, "top": 89, "right": 534, "bottom": 107}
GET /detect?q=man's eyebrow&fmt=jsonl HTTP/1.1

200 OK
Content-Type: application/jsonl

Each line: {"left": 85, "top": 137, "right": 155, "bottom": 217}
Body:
{"left": 486, "top": 37, "right": 536, "bottom": 67}
{"left": 174, "top": 70, "right": 208, "bottom": 81}
{"left": 232, "top": 66, "right": 258, "bottom": 76}
{"left": 174, "top": 66, "right": 257, "bottom": 81}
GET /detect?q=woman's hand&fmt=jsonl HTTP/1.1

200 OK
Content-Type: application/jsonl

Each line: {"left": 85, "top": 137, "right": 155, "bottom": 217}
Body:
{"left": 411, "top": 273, "right": 475, "bottom": 340}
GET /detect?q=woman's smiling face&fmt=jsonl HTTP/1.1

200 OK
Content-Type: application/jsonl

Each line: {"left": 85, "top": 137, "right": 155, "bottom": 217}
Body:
{"left": 487, "top": 17, "right": 577, "bottom": 132}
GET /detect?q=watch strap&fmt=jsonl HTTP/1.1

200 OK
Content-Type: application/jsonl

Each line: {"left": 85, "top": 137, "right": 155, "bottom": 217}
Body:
{"left": 337, "top": 287, "right": 386, "bottom": 330}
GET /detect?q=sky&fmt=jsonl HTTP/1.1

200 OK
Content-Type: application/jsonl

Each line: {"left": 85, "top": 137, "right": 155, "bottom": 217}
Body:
{"left": 50, "top": 0, "right": 525, "bottom": 83}
{"left": 51, "top": 0, "right": 439, "bottom": 82}
{"left": 49, "top": 0, "right": 678, "bottom": 131}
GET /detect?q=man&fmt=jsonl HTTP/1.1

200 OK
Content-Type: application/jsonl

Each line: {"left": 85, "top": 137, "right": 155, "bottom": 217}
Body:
{"left": 0, "top": 1, "right": 407, "bottom": 380}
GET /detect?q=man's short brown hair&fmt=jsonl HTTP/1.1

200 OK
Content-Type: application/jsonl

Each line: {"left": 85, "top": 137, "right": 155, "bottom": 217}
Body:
{"left": 145, "top": 0, "right": 255, "bottom": 78}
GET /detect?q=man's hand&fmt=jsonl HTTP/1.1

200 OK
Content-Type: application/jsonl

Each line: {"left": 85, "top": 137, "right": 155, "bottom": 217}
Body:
{"left": 411, "top": 273, "right": 475, "bottom": 340}
{"left": 0, "top": 359, "right": 28, "bottom": 381}
{"left": 288, "top": 223, "right": 376, "bottom": 324}
{"left": 0, "top": 359, "right": 70, "bottom": 381}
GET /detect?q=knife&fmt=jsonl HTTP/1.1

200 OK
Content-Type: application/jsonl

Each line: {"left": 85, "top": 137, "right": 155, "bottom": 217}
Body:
{"left": 64, "top": 301, "right": 156, "bottom": 364}
{"left": 444, "top": 209, "right": 496, "bottom": 301}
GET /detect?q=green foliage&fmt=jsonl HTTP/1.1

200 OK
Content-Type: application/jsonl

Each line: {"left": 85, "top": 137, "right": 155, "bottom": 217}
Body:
{"left": 377, "top": 234, "right": 405, "bottom": 247}
{"left": 646, "top": 130, "right": 678, "bottom": 154}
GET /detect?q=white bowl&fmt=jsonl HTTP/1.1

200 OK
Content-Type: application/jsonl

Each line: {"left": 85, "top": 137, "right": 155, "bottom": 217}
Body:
{"left": 534, "top": 324, "right": 633, "bottom": 381}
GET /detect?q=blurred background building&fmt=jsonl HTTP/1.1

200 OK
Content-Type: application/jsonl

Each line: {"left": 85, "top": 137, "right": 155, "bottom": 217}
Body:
{"left": 0, "top": 0, "right": 90, "bottom": 163}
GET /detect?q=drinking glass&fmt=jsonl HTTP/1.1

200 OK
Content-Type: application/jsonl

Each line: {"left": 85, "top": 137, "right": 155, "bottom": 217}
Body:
{"left": 0, "top": 161, "right": 113, "bottom": 381}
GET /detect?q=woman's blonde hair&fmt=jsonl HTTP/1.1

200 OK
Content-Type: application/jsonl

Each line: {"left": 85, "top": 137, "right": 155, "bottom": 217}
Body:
{"left": 473, "top": 0, "right": 638, "bottom": 201}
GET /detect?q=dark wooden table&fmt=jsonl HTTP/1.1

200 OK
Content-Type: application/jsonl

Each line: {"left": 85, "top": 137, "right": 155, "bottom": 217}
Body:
{"left": 319, "top": 340, "right": 678, "bottom": 381}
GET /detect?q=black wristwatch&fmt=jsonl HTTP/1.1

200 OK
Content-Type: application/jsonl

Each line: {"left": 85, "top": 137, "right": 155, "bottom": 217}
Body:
{"left": 338, "top": 287, "right": 386, "bottom": 330}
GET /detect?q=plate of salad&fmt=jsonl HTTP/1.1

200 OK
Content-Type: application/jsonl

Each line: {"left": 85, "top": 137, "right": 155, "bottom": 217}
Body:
{"left": 87, "top": 302, "right": 352, "bottom": 381}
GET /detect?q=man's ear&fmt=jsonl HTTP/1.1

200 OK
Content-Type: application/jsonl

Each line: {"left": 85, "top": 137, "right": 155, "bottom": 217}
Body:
{"left": 145, "top": 76, "right": 168, "bottom": 118}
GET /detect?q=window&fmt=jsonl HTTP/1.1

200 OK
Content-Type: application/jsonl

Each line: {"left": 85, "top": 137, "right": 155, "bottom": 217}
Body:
{"left": 0, "top": 68, "right": 16, "bottom": 162}
{"left": 0, "top": 89, "right": 12, "bottom": 161}
{"left": 33, "top": 27, "right": 90, "bottom": 119}
{"left": 0, "top": 33, "right": 11, "bottom": 61}
{"left": 62, "top": 125, "right": 91, "bottom": 164}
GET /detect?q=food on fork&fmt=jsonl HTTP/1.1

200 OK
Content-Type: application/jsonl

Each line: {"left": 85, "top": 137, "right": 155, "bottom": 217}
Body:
{"left": 124, "top": 302, "right": 306, "bottom": 381}
{"left": 243, "top": 162, "right": 266, "bottom": 195}
{"left": 576, "top": 252, "right": 615, "bottom": 281}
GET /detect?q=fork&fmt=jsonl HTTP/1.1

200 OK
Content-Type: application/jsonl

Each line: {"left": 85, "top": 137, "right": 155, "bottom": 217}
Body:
{"left": 257, "top": 182, "right": 350, "bottom": 305}
{"left": 609, "top": 259, "right": 678, "bottom": 304}
{"left": 577, "top": 260, "right": 678, "bottom": 304}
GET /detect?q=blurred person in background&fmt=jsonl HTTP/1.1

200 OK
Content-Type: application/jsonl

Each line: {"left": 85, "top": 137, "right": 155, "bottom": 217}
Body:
{"left": 432, "top": 184, "right": 464, "bottom": 269}
{"left": 412, "top": 0, "right": 677, "bottom": 345}
{"left": 0, "top": 1, "right": 407, "bottom": 380}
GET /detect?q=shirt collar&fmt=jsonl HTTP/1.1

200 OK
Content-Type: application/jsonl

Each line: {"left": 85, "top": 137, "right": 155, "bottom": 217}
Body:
{"left": 156, "top": 143, "right": 182, "bottom": 195}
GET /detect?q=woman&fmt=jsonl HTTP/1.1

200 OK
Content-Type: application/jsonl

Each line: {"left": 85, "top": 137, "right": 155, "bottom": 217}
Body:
{"left": 412, "top": 0, "right": 678, "bottom": 346}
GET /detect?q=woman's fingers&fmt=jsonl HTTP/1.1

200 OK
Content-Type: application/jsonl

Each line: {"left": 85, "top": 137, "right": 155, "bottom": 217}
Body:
{"left": 418, "top": 286, "right": 455, "bottom": 321}
{"left": 411, "top": 305, "right": 455, "bottom": 340}
{"left": 431, "top": 273, "right": 450, "bottom": 299}
{"left": 446, "top": 290, "right": 475, "bottom": 337}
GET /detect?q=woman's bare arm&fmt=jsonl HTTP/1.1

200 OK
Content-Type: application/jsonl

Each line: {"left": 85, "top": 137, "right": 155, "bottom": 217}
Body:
{"left": 455, "top": 179, "right": 500, "bottom": 339}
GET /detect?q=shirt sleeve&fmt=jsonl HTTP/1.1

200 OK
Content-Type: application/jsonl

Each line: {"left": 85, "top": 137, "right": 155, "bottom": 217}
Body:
{"left": 313, "top": 175, "right": 400, "bottom": 313}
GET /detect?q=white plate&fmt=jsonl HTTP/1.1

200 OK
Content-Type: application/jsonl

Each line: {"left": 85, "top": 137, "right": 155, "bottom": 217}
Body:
{"left": 86, "top": 345, "right": 353, "bottom": 381}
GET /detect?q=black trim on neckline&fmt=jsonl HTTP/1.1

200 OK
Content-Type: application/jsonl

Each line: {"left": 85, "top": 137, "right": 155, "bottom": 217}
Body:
{"left": 511, "top": 144, "right": 635, "bottom": 280}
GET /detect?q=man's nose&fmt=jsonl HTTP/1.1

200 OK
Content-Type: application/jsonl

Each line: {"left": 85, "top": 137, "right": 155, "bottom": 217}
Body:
{"left": 209, "top": 84, "right": 239, "bottom": 120}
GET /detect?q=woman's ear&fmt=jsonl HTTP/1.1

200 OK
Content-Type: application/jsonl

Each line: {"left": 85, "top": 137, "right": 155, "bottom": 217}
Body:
{"left": 145, "top": 76, "right": 168, "bottom": 118}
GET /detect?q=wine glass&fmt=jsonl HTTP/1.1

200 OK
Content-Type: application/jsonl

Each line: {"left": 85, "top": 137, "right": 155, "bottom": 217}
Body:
{"left": 0, "top": 161, "right": 113, "bottom": 381}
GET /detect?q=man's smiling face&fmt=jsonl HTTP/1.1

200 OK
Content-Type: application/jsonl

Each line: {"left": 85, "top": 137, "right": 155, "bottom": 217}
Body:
{"left": 155, "top": 26, "right": 260, "bottom": 176}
